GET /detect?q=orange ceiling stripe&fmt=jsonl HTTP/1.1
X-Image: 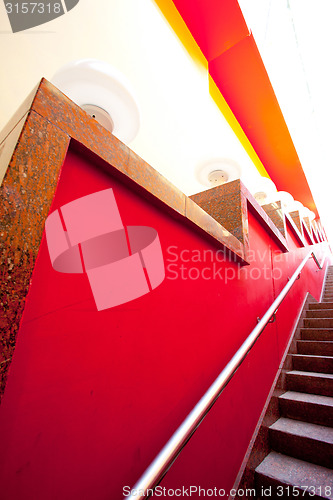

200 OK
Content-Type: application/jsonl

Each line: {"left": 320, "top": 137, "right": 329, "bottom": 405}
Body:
{"left": 208, "top": 75, "right": 269, "bottom": 179}
{"left": 209, "top": 33, "right": 317, "bottom": 214}
{"left": 157, "top": 0, "right": 318, "bottom": 215}
{"left": 153, "top": 0, "right": 270, "bottom": 180}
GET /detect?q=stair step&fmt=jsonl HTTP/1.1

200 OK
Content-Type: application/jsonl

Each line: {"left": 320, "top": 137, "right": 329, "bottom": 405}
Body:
{"left": 297, "top": 340, "right": 333, "bottom": 356}
{"left": 307, "top": 310, "right": 333, "bottom": 318}
{"left": 304, "top": 318, "right": 333, "bottom": 328}
{"left": 279, "top": 391, "right": 333, "bottom": 426}
{"left": 301, "top": 329, "right": 333, "bottom": 341}
{"left": 286, "top": 370, "right": 333, "bottom": 397}
{"left": 255, "top": 452, "right": 333, "bottom": 499}
{"left": 309, "top": 303, "right": 333, "bottom": 310}
{"left": 269, "top": 417, "right": 333, "bottom": 468}
{"left": 292, "top": 354, "right": 333, "bottom": 374}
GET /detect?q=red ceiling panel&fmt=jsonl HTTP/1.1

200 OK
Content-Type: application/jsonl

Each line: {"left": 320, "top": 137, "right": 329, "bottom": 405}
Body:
{"left": 209, "top": 34, "right": 315, "bottom": 212}
{"left": 172, "top": 0, "right": 249, "bottom": 61}
{"left": 170, "top": 0, "right": 318, "bottom": 215}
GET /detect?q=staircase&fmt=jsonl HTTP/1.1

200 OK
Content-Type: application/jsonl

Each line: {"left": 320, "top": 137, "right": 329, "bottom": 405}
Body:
{"left": 255, "top": 266, "right": 333, "bottom": 499}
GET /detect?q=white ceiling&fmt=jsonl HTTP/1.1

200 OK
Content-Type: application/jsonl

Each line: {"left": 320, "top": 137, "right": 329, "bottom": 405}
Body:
{"left": 238, "top": 0, "right": 333, "bottom": 243}
{"left": 0, "top": 0, "right": 262, "bottom": 196}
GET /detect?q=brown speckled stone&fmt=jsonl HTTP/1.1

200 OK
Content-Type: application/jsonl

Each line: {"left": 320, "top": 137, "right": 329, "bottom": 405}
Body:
{"left": 0, "top": 114, "right": 28, "bottom": 186}
{"left": 185, "top": 196, "right": 246, "bottom": 263}
{"left": 0, "top": 110, "right": 69, "bottom": 397}
{"left": 262, "top": 201, "right": 286, "bottom": 238}
{"left": 190, "top": 179, "right": 290, "bottom": 257}
{"left": 32, "top": 79, "right": 130, "bottom": 178}
{"left": 190, "top": 179, "right": 247, "bottom": 243}
{"left": 302, "top": 218, "right": 315, "bottom": 245}
{"left": 0, "top": 79, "right": 258, "bottom": 399}
{"left": 289, "top": 210, "right": 304, "bottom": 236}
{"left": 127, "top": 150, "right": 186, "bottom": 216}
{"left": 243, "top": 183, "right": 289, "bottom": 253}
{"left": 317, "top": 221, "right": 326, "bottom": 242}
{"left": 0, "top": 359, "right": 11, "bottom": 398}
{"left": 303, "top": 216, "right": 312, "bottom": 234}
{"left": 0, "top": 78, "right": 326, "bottom": 402}
{"left": 285, "top": 213, "right": 306, "bottom": 247}
{"left": 311, "top": 220, "right": 320, "bottom": 243}
{"left": 0, "top": 83, "right": 38, "bottom": 146}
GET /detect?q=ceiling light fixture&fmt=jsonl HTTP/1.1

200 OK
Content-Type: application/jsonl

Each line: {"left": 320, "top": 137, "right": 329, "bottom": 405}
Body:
{"left": 273, "top": 191, "right": 295, "bottom": 212}
{"left": 252, "top": 176, "right": 277, "bottom": 205}
{"left": 52, "top": 59, "right": 140, "bottom": 143}
{"left": 196, "top": 159, "right": 242, "bottom": 188}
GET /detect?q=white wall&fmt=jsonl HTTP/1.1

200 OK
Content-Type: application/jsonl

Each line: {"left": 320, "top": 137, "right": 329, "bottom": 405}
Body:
{"left": 0, "top": 0, "right": 261, "bottom": 196}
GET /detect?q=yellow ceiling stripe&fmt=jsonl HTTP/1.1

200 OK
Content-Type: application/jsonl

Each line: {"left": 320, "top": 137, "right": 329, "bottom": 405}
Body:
{"left": 154, "top": 0, "right": 270, "bottom": 180}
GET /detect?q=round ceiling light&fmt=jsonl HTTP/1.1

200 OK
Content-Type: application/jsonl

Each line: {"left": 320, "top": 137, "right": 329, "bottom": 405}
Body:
{"left": 288, "top": 202, "right": 316, "bottom": 220}
{"left": 274, "top": 191, "right": 295, "bottom": 211}
{"left": 196, "top": 159, "right": 242, "bottom": 188}
{"left": 303, "top": 208, "right": 316, "bottom": 221}
{"left": 288, "top": 200, "right": 305, "bottom": 214}
{"left": 253, "top": 176, "right": 277, "bottom": 205}
{"left": 52, "top": 59, "right": 140, "bottom": 143}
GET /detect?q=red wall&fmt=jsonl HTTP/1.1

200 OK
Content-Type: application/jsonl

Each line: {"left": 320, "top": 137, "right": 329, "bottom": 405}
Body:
{"left": 0, "top": 147, "right": 329, "bottom": 499}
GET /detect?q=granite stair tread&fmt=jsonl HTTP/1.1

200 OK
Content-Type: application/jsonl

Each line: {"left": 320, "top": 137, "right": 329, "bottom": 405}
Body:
{"left": 286, "top": 371, "right": 333, "bottom": 401}
{"left": 292, "top": 354, "right": 333, "bottom": 360}
{"left": 297, "top": 340, "right": 333, "bottom": 356}
{"left": 269, "top": 417, "right": 333, "bottom": 468}
{"left": 270, "top": 417, "right": 333, "bottom": 444}
{"left": 292, "top": 354, "right": 333, "bottom": 374}
{"left": 307, "top": 310, "right": 333, "bottom": 318}
{"left": 287, "top": 369, "right": 333, "bottom": 380}
{"left": 298, "top": 339, "right": 333, "bottom": 346}
{"left": 255, "top": 452, "right": 333, "bottom": 499}
{"left": 310, "top": 303, "right": 333, "bottom": 309}
{"left": 301, "top": 329, "right": 333, "bottom": 341}
{"left": 304, "top": 318, "right": 333, "bottom": 328}
{"left": 279, "top": 391, "right": 333, "bottom": 426}
{"left": 280, "top": 391, "right": 333, "bottom": 406}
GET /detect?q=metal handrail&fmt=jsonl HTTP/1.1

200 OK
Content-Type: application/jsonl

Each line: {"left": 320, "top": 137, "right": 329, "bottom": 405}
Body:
{"left": 312, "top": 252, "right": 326, "bottom": 270}
{"left": 126, "top": 250, "right": 326, "bottom": 499}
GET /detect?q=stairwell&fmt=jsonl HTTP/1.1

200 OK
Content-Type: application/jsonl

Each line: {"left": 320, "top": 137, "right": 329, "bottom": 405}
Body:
{"left": 254, "top": 266, "right": 333, "bottom": 499}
